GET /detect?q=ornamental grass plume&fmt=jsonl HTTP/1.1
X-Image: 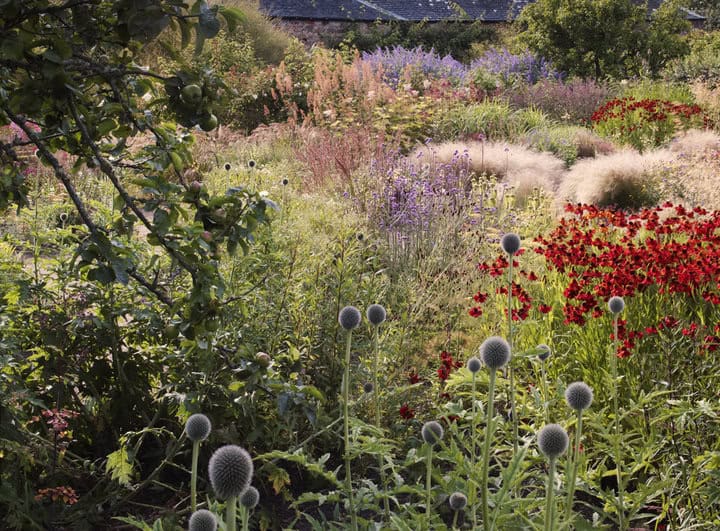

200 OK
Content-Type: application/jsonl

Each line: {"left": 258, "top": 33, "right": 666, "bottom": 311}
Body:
{"left": 537, "top": 424, "right": 569, "bottom": 531}
{"left": 564, "top": 382, "right": 593, "bottom": 525}
{"left": 208, "top": 445, "right": 253, "bottom": 531}
{"left": 421, "top": 421, "right": 445, "bottom": 528}
{"left": 189, "top": 509, "right": 218, "bottom": 531}
{"left": 185, "top": 414, "right": 212, "bottom": 512}
{"left": 479, "top": 336, "right": 510, "bottom": 531}
{"left": 338, "top": 305, "right": 361, "bottom": 531}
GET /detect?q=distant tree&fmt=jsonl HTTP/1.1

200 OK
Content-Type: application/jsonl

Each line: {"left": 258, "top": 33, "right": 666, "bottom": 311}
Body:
{"left": 516, "top": 0, "right": 691, "bottom": 79}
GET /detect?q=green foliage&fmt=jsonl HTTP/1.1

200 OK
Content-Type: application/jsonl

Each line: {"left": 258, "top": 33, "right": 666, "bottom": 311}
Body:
{"left": 665, "top": 29, "right": 720, "bottom": 86}
{"left": 333, "top": 20, "right": 497, "bottom": 63}
{"left": 517, "top": 0, "right": 690, "bottom": 79}
{"left": 435, "top": 100, "right": 551, "bottom": 141}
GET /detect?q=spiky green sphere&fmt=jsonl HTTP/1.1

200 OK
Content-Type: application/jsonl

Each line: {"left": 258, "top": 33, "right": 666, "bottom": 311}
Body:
{"left": 538, "top": 424, "right": 569, "bottom": 460}
{"left": 448, "top": 491, "right": 468, "bottom": 511}
{"left": 608, "top": 296, "right": 625, "bottom": 314}
{"left": 208, "top": 445, "right": 253, "bottom": 500}
{"left": 466, "top": 356, "right": 482, "bottom": 374}
{"left": 366, "top": 304, "right": 387, "bottom": 326}
{"left": 188, "top": 509, "right": 217, "bottom": 531}
{"left": 421, "top": 420, "right": 444, "bottom": 446}
{"left": 338, "top": 306, "right": 362, "bottom": 330}
{"left": 565, "top": 382, "right": 594, "bottom": 411}
{"left": 240, "top": 486, "right": 260, "bottom": 509}
{"left": 480, "top": 336, "right": 511, "bottom": 371}
{"left": 185, "top": 413, "right": 211, "bottom": 442}
{"left": 537, "top": 344, "right": 551, "bottom": 362}
{"left": 501, "top": 233, "right": 521, "bottom": 255}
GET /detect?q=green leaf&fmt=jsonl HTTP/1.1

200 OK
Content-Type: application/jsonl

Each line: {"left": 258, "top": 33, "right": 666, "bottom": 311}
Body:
{"left": 198, "top": 2, "right": 221, "bottom": 38}
{"left": 217, "top": 6, "right": 246, "bottom": 33}
{"left": 106, "top": 446, "right": 133, "bottom": 486}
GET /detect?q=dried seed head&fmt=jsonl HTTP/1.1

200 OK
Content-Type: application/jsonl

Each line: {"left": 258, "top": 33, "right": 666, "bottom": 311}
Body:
{"left": 338, "top": 306, "right": 362, "bottom": 330}
{"left": 240, "top": 486, "right": 260, "bottom": 509}
{"left": 480, "top": 336, "right": 511, "bottom": 371}
{"left": 185, "top": 414, "right": 211, "bottom": 442}
{"left": 448, "top": 491, "right": 468, "bottom": 510}
{"left": 189, "top": 509, "right": 217, "bottom": 531}
{"left": 538, "top": 424, "right": 569, "bottom": 460}
{"left": 565, "top": 382, "right": 593, "bottom": 411}
{"left": 501, "top": 233, "right": 521, "bottom": 255}
{"left": 366, "top": 304, "right": 387, "bottom": 326}
{"left": 466, "top": 356, "right": 482, "bottom": 373}
{"left": 208, "top": 445, "right": 253, "bottom": 500}
{"left": 608, "top": 296, "right": 625, "bottom": 314}
{"left": 421, "top": 420, "right": 444, "bottom": 446}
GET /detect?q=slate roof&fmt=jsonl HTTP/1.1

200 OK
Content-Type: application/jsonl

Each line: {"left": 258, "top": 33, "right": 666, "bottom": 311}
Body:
{"left": 260, "top": 0, "right": 705, "bottom": 22}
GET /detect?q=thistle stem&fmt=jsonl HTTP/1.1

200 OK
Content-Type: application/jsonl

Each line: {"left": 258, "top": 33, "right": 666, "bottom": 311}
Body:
{"left": 241, "top": 504, "right": 249, "bottom": 531}
{"left": 612, "top": 315, "right": 625, "bottom": 530}
{"left": 426, "top": 444, "right": 433, "bottom": 530}
{"left": 545, "top": 458, "right": 556, "bottom": 531}
{"left": 373, "top": 326, "right": 390, "bottom": 520}
{"left": 565, "top": 411, "right": 583, "bottom": 525}
{"left": 481, "top": 370, "right": 497, "bottom": 531}
{"left": 540, "top": 362, "right": 549, "bottom": 422}
{"left": 343, "top": 331, "right": 358, "bottom": 531}
{"left": 507, "top": 258, "right": 518, "bottom": 453}
{"left": 226, "top": 495, "right": 237, "bottom": 531}
{"left": 191, "top": 440, "right": 200, "bottom": 513}
{"left": 470, "top": 371, "right": 478, "bottom": 528}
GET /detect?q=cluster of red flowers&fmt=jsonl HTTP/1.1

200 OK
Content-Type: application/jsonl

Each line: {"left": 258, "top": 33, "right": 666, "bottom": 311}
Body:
{"left": 437, "top": 350, "right": 463, "bottom": 381}
{"left": 399, "top": 403, "right": 415, "bottom": 419}
{"left": 534, "top": 203, "right": 720, "bottom": 357}
{"left": 35, "top": 486, "right": 79, "bottom": 505}
{"left": 591, "top": 97, "right": 712, "bottom": 129}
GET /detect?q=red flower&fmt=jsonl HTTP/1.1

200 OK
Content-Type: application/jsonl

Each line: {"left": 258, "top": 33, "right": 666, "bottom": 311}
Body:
{"left": 538, "top": 304, "right": 552, "bottom": 314}
{"left": 399, "top": 404, "right": 415, "bottom": 419}
{"left": 408, "top": 372, "right": 420, "bottom": 384}
{"left": 437, "top": 366, "right": 449, "bottom": 381}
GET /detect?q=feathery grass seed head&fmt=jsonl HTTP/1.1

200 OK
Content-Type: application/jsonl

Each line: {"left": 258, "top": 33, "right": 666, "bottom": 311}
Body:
{"left": 421, "top": 420, "right": 444, "bottom": 446}
{"left": 185, "top": 413, "right": 211, "bottom": 442}
{"left": 467, "top": 356, "right": 482, "bottom": 373}
{"left": 608, "top": 296, "right": 625, "bottom": 314}
{"left": 366, "top": 304, "right": 387, "bottom": 326}
{"left": 565, "top": 382, "right": 594, "bottom": 411}
{"left": 189, "top": 509, "right": 218, "bottom": 531}
{"left": 208, "top": 445, "right": 253, "bottom": 500}
{"left": 501, "top": 232, "right": 521, "bottom": 255}
{"left": 480, "top": 336, "right": 511, "bottom": 370}
{"left": 338, "top": 306, "right": 362, "bottom": 330}
{"left": 538, "top": 424, "right": 569, "bottom": 460}
{"left": 449, "top": 491, "right": 468, "bottom": 510}
{"left": 240, "top": 486, "right": 260, "bottom": 509}
{"left": 537, "top": 344, "right": 551, "bottom": 361}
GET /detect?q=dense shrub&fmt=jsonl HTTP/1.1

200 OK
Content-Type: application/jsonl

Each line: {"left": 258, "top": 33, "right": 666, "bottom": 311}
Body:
{"left": 469, "top": 47, "right": 562, "bottom": 87}
{"left": 665, "top": 30, "right": 720, "bottom": 86}
{"left": 361, "top": 46, "right": 467, "bottom": 88}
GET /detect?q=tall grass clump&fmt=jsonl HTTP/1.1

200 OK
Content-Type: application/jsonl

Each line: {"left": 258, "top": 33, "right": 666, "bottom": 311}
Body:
{"left": 469, "top": 47, "right": 562, "bottom": 86}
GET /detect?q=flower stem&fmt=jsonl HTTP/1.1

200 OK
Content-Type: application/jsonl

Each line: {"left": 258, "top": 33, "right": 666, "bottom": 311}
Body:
{"left": 481, "top": 370, "right": 497, "bottom": 531}
{"left": 191, "top": 440, "right": 200, "bottom": 513}
{"left": 540, "top": 362, "right": 549, "bottom": 423}
{"left": 343, "top": 331, "right": 358, "bottom": 531}
{"left": 470, "top": 371, "right": 478, "bottom": 528}
{"left": 612, "top": 315, "right": 625, "bottom": 530}
{"left": 426, "top": 444, "right": 433, "bottom": 530}
{"left": 226, "top": 495, "right": 237, "bottom": 531}
{"left": 373, "top": 325, "right": 390, "bottom": 520}
{"left": 545, "top": 458, "right": 556, "bottom": 531}
{"left": 564, "top": 411, "right": 583, "bottom": 525}
{"left": 241, "top": 505, "right": 249, "bottom": 531}
{"left": 507, "top": 258, "right": 518, "bottom": 453}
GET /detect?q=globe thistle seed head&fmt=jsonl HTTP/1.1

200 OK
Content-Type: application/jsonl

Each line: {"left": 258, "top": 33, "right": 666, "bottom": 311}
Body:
{"left": 247, "top": 160, "right": 256, "bottom": 169}
{"left": 240, "top": 486, "right": 260, "bottom": 509}
{"left": 421, "top": 420, "right": 444, "bottom": 446}
{"left": 565, "top": 382, "right": 593, "bottom": 411}
{"left": 537, "top": 424, "right": 569, "bottom": 460}
{"left": 188, "top": 509, "right": 218, "bottom": 531}
{"left": 224, "top": 162, "right": 231, "bottom": 171}
{"left": 448, "top": 491, "right": 468, "bottom": 511}
{"left": 281, "top": 178, "right": 289, "bottom": 186}
{"left": 466, "top": 356, "right": 482, "bottom": 374}
{"left": 501, "top": 233, "right": 521, "bottom": 255}
{"left": 185, "top": 413, "right": 211, "bottom": 442}
{"left": 480, "top": 336, "right": 511, "bottom": 371}
{"left": 366, "top": 304, "right": 387, "bottom": 326}
{"left": 608, "top": 296, "right": 625, "bottom": 314}
{"left": 338, "top": 306, "right": 362, "bottom": 330}
{"left": 363, "top": 382, "right": 374, "bottom": 394}
{"left": 208, "top": 445, "right": 253, "bottom": 500}
{"left": 356, "top": 233, "right": 364, "bottom": 241}
{"left": 537, "top": 344, "right": 551, "bottom": 362}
